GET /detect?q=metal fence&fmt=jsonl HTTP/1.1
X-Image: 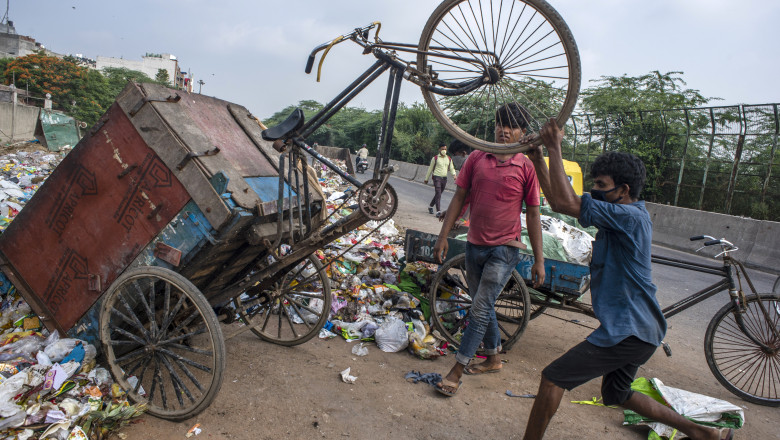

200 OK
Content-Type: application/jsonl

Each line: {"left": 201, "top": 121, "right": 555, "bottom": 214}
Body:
{"left": 564, "top": 104, "right": 779, "bottom": 221}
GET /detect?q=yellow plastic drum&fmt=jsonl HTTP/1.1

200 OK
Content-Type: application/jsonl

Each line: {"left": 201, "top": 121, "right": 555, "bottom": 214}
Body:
{"left": 542, "top": 157, "right": 583, "bottom": 196}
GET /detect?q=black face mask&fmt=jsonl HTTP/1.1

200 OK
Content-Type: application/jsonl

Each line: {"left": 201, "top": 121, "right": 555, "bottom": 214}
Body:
{"left": 591, "top": 186, "right": 622, "bottom": 203}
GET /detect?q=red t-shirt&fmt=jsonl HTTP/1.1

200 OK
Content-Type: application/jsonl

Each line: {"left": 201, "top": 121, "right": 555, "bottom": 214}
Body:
{"left": 455, "top": 150, "right": 540, "bottom": 246}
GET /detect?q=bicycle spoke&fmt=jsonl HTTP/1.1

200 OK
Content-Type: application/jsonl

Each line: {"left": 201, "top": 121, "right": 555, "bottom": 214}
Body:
{"left": 707, "top": 294, "right": 780, "bottom": 404}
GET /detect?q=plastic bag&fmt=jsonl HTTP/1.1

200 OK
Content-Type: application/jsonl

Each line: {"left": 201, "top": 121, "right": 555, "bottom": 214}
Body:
{"left": 374, "top": 317, "right": 409, "bottom": 353}
{"left": 351, "top": 342, "right": 368, "bottom": 356}
{"left": 44, "top": 338, "right": 81, "bottom": 363}
{"left": 0, "top": 334, "right": 44, "bottom": 361}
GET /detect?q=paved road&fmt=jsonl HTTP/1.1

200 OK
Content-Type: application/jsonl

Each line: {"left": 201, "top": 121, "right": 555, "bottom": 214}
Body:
{"left": 354, "top": 171, "right": 778, "bottom": 335}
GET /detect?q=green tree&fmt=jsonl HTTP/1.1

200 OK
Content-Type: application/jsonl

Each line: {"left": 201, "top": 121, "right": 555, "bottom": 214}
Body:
{"left": 155, "top": 68, "right": 170, "bottom": 85}
{"left": 101, "top": 67, "right": 155, "bottom": 97}
{"left": 577, "top": 71, "right": 713, "bottom": 200}
{"left": 3, "top": 54, "right": 108, "bottom": 124}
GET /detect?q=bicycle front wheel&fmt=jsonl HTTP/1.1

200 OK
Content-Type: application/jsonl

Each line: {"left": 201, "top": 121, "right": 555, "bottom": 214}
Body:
{"left": 418, "top": 0, "right": 580, "bottom": 154}
{"left": 704, "top": 294, "right": 780, "bottom": 407}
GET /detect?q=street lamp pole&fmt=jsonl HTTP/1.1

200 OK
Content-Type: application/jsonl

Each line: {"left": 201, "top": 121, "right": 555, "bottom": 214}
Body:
{"left": 197, "top": 79, "right": 205, "bottom": 94}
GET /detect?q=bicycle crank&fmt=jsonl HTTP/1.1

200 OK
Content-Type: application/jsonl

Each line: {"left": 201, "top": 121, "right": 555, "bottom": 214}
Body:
{"left": 357, "top": 179, "right": 398, "bottom": 220}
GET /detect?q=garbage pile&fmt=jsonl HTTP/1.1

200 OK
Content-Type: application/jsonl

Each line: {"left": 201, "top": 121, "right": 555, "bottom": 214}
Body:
{"left": 0, "top": 147, "right": 64, "bottom": 233}
{"left": 0, "top": 306, "right": 146, "bottom": 439}
{"left": 453, "top": 208, "right": 595, "bottom": 266}
{"left": 312, "top": 160, "right": 449, "bottom": 360}
{"left": 0, "top": 145, "right": 147, "bottom": 439}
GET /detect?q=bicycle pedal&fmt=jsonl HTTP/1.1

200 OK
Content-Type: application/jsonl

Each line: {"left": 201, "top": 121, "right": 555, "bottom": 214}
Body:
{"left": 661, "top": 341, "right": 672, "bottom": 357}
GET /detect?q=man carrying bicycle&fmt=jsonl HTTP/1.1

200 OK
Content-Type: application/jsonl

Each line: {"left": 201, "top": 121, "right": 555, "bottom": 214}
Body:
{"left": 432, "top": 103, "right": 545, "bottom": 397}
{"left": 521, "top": 119, "right": 733, "bottom": 440}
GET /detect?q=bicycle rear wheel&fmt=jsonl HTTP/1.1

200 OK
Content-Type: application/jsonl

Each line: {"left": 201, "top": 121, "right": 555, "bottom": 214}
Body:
{"left": 418, "top": 0, "right": 580, "bottom": 154}
{"left": 704, "top": 293, "right": 780, "bottom": 406}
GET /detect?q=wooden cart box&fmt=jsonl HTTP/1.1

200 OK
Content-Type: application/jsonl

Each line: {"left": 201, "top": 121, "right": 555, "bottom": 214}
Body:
{"left": 0, "top": 82, "right": 323, "bottom": 335}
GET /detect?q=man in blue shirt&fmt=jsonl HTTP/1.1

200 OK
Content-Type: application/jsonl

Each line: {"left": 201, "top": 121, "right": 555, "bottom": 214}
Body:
{"left": 521, "top": 120, "right": 731, "bottom": 440}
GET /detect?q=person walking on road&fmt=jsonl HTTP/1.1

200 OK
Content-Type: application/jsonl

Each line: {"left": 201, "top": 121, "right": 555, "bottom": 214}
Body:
{"left": 424, "top": 144, "right": 457, "bottom": 216}
{"left": 432, "top": 103, "right": 545, "bottom": 397}
{"left": 521, "top": 119, "right": 732, "bottom": 440}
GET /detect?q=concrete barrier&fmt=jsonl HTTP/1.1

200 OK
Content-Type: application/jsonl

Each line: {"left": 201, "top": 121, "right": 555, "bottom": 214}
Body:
{"left": 413, "top": 164, "right": 428, "bottom": 184}
{"left": 0, "top": 101, "right": 40, "bottom": 142}
{"left": 392, "top": 160, "right": 418, "bottom": 180}
{"left": 646, "top": 202, "right": 779, "bottom": 274}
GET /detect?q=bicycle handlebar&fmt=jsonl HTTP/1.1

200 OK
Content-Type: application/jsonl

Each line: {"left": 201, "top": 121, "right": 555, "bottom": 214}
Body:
{"left": 690, "top": 235, "right": 739, "bottom": 257}
{"left": 305, "top": 22, "right": 381, "bottom": 78}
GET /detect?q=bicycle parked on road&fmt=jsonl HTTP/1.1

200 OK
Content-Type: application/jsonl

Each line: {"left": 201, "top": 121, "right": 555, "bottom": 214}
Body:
{"left": 406, "top": 232, "right": 780, "bottom": 407}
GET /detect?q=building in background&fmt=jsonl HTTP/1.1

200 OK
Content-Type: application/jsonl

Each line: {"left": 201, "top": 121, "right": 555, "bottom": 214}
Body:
{"left": 96, "top": 53, "right": 191, "bottom": 90}
{"left": 0, "top": 21, "right": 58, "bottom": 58}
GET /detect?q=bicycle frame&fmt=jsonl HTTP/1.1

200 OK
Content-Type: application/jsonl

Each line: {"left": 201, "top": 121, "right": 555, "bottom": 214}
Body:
{"left": 652, "top": 255, "right": 732, "bottom": 319}
{"left": 652, "top": 253, "right": 777, "bottom": 351}
{"left": 529, "top": 250, "right": 778, "bottom": 352}
{"left": 300, "top": 27, "right": 493, "bottom": 182}
{"left": 220, "top": 27, "right": 484, "bottom": 309}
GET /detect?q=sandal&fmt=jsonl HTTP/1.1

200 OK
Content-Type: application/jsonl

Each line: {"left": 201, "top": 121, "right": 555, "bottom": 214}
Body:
{"left": 435, "top": 378, "right": 462, "bottom": 397}
{"left": 464, "top": 362, "right": 502, "bottom": 375}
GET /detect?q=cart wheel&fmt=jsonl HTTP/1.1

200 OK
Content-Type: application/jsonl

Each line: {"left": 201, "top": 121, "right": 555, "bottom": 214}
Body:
{"left": 234, "top": 254, "right": 331, "bottom": 346}
{"left": 99, "top": 267, "right": 225, "bottom": 421}
{"left": 417, "top": 0, "right": 580, "bottom": 154}
{"left": 428, "top": 253, "right": 531, "bottom": 351}
{"left": 358, "top": 180, "right": 398, "bottom": 220}
{"left": 704, "top": 293, "right": 780, "bottom": 407}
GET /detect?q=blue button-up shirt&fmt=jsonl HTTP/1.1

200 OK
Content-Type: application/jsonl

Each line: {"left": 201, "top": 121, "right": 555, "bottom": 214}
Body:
{"left": 579, "top": 194, "right": 667, "bottom": 347}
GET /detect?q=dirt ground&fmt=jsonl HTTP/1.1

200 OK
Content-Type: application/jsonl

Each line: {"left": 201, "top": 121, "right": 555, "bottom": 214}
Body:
{"left": 113, "top": 199, "right": 777, "bottom": 440}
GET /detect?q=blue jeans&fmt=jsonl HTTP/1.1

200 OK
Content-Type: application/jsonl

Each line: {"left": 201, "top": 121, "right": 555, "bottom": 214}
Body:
{"left": 455, "top": 243, "right": 522, "bottom": 365}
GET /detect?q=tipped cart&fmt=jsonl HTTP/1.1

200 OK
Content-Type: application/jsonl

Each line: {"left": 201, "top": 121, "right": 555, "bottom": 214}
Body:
{"left": 0, "top": 82, "right": 397, "bottom": 420}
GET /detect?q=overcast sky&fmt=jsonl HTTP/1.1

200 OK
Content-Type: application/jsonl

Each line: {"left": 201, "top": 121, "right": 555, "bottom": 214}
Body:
{"left": 9, "top": 0, "right": 779, "bottom": 120}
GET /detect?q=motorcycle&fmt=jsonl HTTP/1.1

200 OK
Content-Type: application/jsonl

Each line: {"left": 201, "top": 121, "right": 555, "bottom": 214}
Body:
{"left": 356, "top": 157, "right": 368, "bottom": 174}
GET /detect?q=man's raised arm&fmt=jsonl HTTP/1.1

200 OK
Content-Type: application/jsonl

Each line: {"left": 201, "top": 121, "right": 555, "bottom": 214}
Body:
{"left": 530, "top": 119, "right": 581, "bottom": 217}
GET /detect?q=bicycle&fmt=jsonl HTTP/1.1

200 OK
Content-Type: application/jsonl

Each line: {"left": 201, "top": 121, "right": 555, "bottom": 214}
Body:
{"left": 265, "top": 0, "right": 581, "bottom": 165}
{"left": 420, "top": 234, "right": 780, "bottom": 406}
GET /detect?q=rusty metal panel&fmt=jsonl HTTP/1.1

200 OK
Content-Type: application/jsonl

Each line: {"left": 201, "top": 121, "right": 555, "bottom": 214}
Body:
{"left": 138, "top": 84, "right": 269, "bottom": 211}
{"left": 0, "top": 103, "right": 191, "bottom": 332}
{"left": 173, "top": 92, "right": 277, "bottom": 177}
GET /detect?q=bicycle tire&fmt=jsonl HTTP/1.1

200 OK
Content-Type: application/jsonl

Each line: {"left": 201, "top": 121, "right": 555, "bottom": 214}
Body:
{"left": 99, "top": 267, "right": 225, "bottom": 421}
{"left": 704, "top": 293, "right": 780, "bottom": 407}
{"left": 234, "top": 254, "right": 331, "bottom": 346}
{"left": 428, "top": 253, "right": 531, "bottom": 351}
{"left": 418, "top": 0, "right": 580, "bottom": 154}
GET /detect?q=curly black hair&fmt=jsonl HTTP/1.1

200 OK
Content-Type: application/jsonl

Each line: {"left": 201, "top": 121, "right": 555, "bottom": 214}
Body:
{"left": 590, "top": 152, "right": 647, "bottom": 199}
{"left": 495, "top": 103, "right": 532, "bottom": 130}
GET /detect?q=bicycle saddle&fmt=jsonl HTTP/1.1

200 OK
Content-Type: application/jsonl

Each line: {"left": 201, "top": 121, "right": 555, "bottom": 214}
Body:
{"left": 261, "top": 108, "right": 305, "bottom": 141}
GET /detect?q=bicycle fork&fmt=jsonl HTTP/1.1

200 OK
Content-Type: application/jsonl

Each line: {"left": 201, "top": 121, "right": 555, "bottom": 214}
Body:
{"left": 726, "top": 261, "right": 779, "bottom": 353}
